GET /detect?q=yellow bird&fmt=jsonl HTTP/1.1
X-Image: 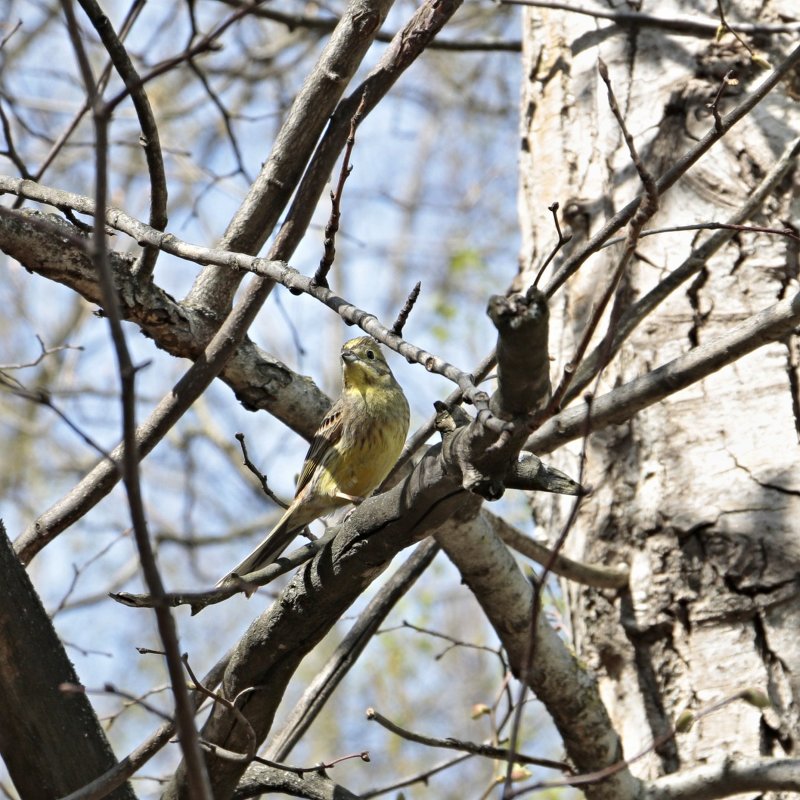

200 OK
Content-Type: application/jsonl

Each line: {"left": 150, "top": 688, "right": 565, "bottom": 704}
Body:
{"left": 220, "top": 336, "right": 410, "bottom": 589}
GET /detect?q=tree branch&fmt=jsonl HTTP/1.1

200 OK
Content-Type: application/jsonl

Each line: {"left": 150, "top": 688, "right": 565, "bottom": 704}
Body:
{"left": 74, "top": 0, "right": 168, "bottom": 279}
{"left": 218, "top": 0, "right": 522, "bottom": 51}
{"left": 499, "top": 0, "right": 800, "bottom": 36}
{"left": 643, "top": 756, "right": 800, "bottom": 800}
{"left": 186, "top": 0, "right": 398, "bottom": 315}
{"left": 527, "top": 289, "right": 800, "bottom": 455}
{"left": 434, "top": 513, "right": 637, "bottom": 800}
{"left": 487, "top": 511, "right": 630, "bottom": 590}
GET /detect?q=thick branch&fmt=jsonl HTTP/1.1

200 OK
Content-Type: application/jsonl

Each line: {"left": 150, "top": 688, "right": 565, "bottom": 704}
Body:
{"left": 504, "top": 453, "right": 583, "bottom": 495}
{"left": 233, "top": 766, "right": 360, "bottom": 800}
{"left": 487, "top": 287, "right": 550, "bottom": 419}
{"left": 266, "top": 540, "right": 440, "bottom": 761}
{"left": 0, "top": 209, "right": 330, "bottom": 563}
{"left": 434, "top": 514, "right": 636, "bottom": 800}
{"left": 161, "top": 446, "right": 465, "bottom": 798}
{"left": 643, "top": 756, "right": 800, "bottom": 800}
{"left": 272, "top": 0, "right": 466, "bottom": 277}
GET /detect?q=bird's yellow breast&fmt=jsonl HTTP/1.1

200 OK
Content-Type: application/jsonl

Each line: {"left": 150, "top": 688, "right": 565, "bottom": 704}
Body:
{"left": 318, "top": 383, "right": 408, "bottom": 500}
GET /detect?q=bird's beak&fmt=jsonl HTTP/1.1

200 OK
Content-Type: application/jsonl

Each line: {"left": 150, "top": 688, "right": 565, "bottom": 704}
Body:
{"left": 341, "top": 351, "right": 358, "bottom": 365}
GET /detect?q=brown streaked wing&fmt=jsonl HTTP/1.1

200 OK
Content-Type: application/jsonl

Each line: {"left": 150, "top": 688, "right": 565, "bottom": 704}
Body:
{"left": 294, "top": 400, "right": 345, "bottom": 495}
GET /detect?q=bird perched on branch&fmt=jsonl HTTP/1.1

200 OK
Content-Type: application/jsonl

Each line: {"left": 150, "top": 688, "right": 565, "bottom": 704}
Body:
{"left": 219, "top": 336, "right": 410, "bottom": 593}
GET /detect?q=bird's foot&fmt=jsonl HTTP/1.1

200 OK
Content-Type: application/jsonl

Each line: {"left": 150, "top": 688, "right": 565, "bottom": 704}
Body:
{"left": 334, "top": 491, "right": 365, "bottom": 504}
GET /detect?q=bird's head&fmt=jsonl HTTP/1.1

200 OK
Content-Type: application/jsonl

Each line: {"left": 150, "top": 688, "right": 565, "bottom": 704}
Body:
{"left": 341, "top": 336, "right": 396, "bottom": 389}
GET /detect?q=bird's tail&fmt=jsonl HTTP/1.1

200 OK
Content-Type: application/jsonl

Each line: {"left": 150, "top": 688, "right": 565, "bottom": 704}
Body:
{"left": 216, "top": 506, "right": 302, "bottom": 593}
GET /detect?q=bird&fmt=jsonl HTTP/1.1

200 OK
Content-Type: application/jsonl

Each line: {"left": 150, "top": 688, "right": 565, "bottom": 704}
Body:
{"left": 218, "top": 335, "right": 410, "bottom": 593}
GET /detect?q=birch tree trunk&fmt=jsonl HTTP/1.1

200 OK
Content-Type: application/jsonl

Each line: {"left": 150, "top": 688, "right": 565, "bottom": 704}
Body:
{"left": 519, "top": 0, "right": 800, "bottom": 795}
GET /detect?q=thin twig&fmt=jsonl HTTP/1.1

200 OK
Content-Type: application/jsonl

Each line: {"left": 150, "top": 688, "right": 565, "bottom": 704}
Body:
{"left": 503, "top": 393, "right": 593, "bottom": 796}
{"left": 506, "top": 690, "right": 770, "bottom": 797}
{"left": 360, "top": 753, "right": 474, "bottom": 799}
{"left": 600, "top": 220, "right": 800, "bottom": 251}
{"left": 391, "top": 282, "right": 422, "bottom": 337}
{"left": 313, "top": 93, "right": 368, "bottom": 289}
{"left": 60, "top": 1, "right": 212, "bottom": 795}
{"left": 366, "top": 708, "right": 571, "bottom": 772}
{"left": 0, "top": 334, "right": 83, "bottom": 370}
{"left": 715, "top": 0, "right": 770, "bottom": 67}
{"left": 498, "top": 0, "right": 800, "bottom": 36}
{"left": 181, "top": 654, "right": 257, "bottom": 761}
{"left": 532, "top": 202, "right": 572, "bottom": 288}
{"left": 0, "top": 19, "right": 22, "bottom": 50}
{"left": 707, "top": 69, "right": 737, "bottom": 132}
{"left": 59, "top": 681, "right": 173, "bottom": 724}
{"left": 235, "top": 432, "right": 289, "bottom": 509}
{"left": 74, "top": 0, "right": 168, "bottom": 279}
{"left": 217, "top": 0, "right": 522, "bottom": 50}
{"left": 110, "top": 528, "right": 336, "bottom": 612}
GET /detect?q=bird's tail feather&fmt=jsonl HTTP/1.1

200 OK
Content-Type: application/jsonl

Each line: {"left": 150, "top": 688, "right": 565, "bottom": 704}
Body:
{"left": 216, "top": 506, "right": 301, "bottom": 592}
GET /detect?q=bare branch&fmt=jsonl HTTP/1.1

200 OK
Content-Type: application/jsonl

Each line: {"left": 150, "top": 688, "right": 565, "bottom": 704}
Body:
{"left": 390, "top": 281, "right": 421, "bottom": 337}
{"left": 487, "top": 512, "right": 630, "bottom": 590}
{"left": 365, "top": 707, "right": 571, "bottom": 771}
{"left": 59, "top": 651, "right": 231, "bottom": 800}
{"left": 110, "top": 528, "right": 337, "bottom": 613}
{"left": 217, "top": 0, "right": 522, "bottom": 51}
{"left": 74, "top": 0, "right": 168, "bottom": 279}
{"left": 644, "top": 756, "right": 800, "bottom": 800}
{"left": 499, "top": 0, "right": 800, "bottom": 36}
{"left": 186, "top": 0, "right": 398, "bottom": 315}
{"left": 60, "top": 1, "right": 212, "bottom": 794}
{"left": 527, "top": 289, "right": 800, "bottom": 455}
{"left": 312, "top": 92, "right": 367, "bottom": 289}
{"left": 266, "top": 540, "right": 440, "bottom": 760}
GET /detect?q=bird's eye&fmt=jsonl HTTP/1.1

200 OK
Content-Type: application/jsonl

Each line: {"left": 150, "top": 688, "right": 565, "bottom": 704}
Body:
{"left": 366, "top": 349, "right": 375, "bottom": 360}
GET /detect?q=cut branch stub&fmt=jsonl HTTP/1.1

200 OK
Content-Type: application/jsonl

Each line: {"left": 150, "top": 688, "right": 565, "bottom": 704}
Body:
{"left": 487, "top": 287, "right": 550, "bottom": 420}
{"left": 432, "top": 290, "right": 560, "bottom": 502}
{"left": 505, "top": 453, "right": 585, "bottom": 496}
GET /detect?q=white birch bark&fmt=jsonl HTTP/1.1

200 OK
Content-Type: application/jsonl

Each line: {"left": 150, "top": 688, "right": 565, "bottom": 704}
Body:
{"left": 519, "top": 1, "right": 800, "bottom": 795}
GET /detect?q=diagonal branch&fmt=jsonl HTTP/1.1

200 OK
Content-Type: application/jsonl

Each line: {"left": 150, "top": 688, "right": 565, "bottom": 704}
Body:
{"left": 186, "top": 0, "right": 398, "bottom": 315}
{"left": 527, "top": 289, "right": 800, "bottom": 455}
{"left": 565, "top": 134, "right": 800, "bottom": 401}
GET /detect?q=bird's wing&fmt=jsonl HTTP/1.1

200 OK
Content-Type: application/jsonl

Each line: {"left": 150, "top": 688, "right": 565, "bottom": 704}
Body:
{"left": 294, "top": 400, "right": 345, "bottom": 495}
